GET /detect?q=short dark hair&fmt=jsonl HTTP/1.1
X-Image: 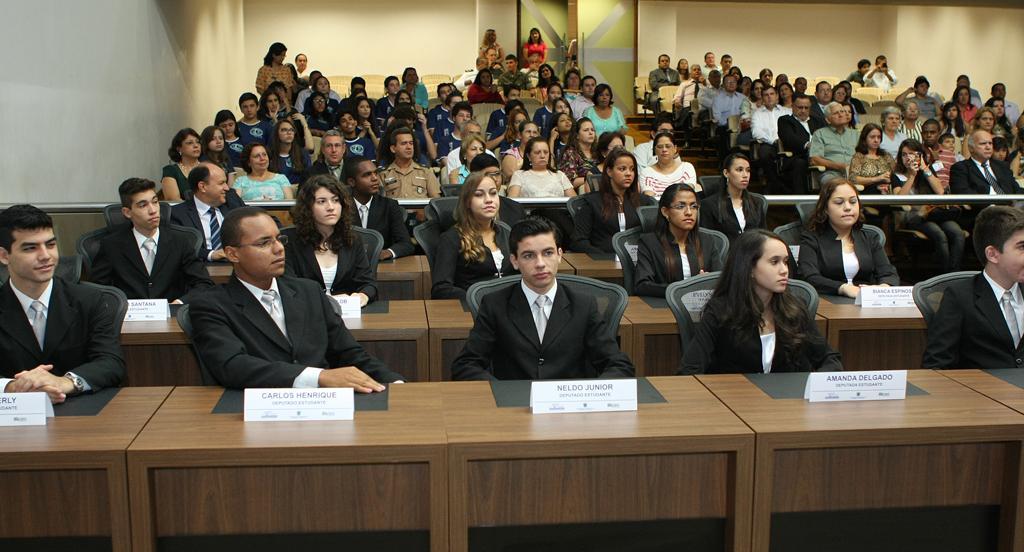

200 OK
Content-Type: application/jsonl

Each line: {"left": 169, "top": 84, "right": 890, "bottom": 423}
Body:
{"left": 857, "top": 59, "right": 871, "bottom": 69}
{"left": 503, "top": 84, "right": 521, "bottom": 97}
{"left": 469, "top": 153, "right": 500, "bottom": 172}
{"left": 793, "top": 94, "right": 813, "bottom": 105}
{"left": 581, "top": 75, "right": 597, "bottom": 85}
{"left": 505, "top": 54, "right": 517, "bottom": 61}
{"left": 221, "top": 207, "right": 271, "bottom": 248}
{"left": 168, "top": 128, "right": 200, "bottom": 162}
{"left": 974, "top": 206, "right": 1024, "bottom": 264}
{"left": 721, "top": 54, "right": 732, "bottom": 61}
{"left": 238, "top": 92, "right": 258, "bottom": 107}
{"left": 451, "top": 101, "right": 473, "bottom": 119}
{"left": 384, "top": 75, "right": 399, "bottom": 88}
{"left": 914, "top": 76, "right": 930, "bottom": 88}
{"left": 436, "top": 82, "right": 452, "bottom": 95}
{"left": 922, "top": 118, "right": 940, "bottom": 130}
{"left": 654, "top": 111, "right": 675, "bottom": 128}
{"left": 119, "top": 178, "right": 157, "bottom": 208}
{"left": 342, "top": 155, "right": 372, "bottom": 184}
{"left": 214, "top": 109, "right": 236, "bottom": 126}
{"left": 509, "top": 216, "right": 559, "bottom": 256}
{"left": 993, "top": 82, "right": 1006, "bottom": 94}
{"left": 187, "top": 164, "right": 212, "bottom": 193}
{"left": 0, "top": 204, "right": 53, "bottom": 251}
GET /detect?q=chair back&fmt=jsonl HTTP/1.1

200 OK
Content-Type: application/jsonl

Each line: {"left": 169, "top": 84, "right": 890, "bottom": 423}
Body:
{"left": 773, "top": 221, "right": 804, "bottom": 246}
{"left": 168, "top": 224, "right": 204, "bottom": 257}
{"left": 698, "top": 175, "right": 725, "bottom": 198}
{"left": 638, "top": 205, "right": 659, "bottom": 233}
{"left": 425, "top": 197, "right": 460, "bottom": 231}
{"left": 863, "top": 224, "right": 887, "bottom": 248}
{"left": 79, "top": 282, "right": 129, "bottom": 330}
{"left": 103, "top": 202, "right": 172, "bottom": 228}
{"left": 787, "top": 279, "right": 820, "bottom": 324}
{"left": 585, "top": 173, "right": 601, "bottom": 193}
{"left": 751, "top": 192, "right": 769, "bottom": 224}
{"left": 352, "top": 226, "right": 384, "bottom": 277}
{"left": 76, "top": 227, "right": 109, "bottom": 274}
{"left": 441, "top": 184, "right": 462, "bottom": 198}
{"left": 795, "top": 202, "right": 816, "bottom": 225}
{"left": 699, "top": 228, "right": 730, "bottom": 268}
{"left": 566, "top": 195, "right": 587, "bottom": 221}
{"left": 665, "top": 272, "right": 720, "bottom": 350}
{"left": 611, "top": 227, "right": 644, "bottom": 294}
{"left": 176, "top": 304, "right": 218, "bottom": 386}
{"left": 413, "top": 219, "right": 442, "bottom": 271}
{"left": 913, "top": 271, "right": 977, "bottom": 324}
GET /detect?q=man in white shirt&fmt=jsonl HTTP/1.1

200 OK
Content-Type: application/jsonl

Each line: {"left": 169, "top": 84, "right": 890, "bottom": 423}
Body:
{"left": 455, "top": 57, "right": 488, "bottom": 92}
{"left": 697, "top": 70, "right": 721, "bottom": 116}
{"left": 992, "top": 83, "right": 1021, "bottom": 125}
{"left": 751, "top": 86, "right": 792, "bottom": 192}
{"left": 702, "top": 51, "right": 720, "bottom": 75}
{"left": 569, "top": 75, "right": 597, "bottom": 118}
{"left": 633, "top": 113, "right": 676, "bottom": 168}
{"left": 864, "top": 54, "right": 898, "bottom": 92}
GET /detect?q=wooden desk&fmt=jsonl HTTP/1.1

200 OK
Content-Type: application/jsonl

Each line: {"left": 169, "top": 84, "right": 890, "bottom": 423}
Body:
{"left": 425, "top": 299, "right": 633, "bottom": 382}
{"left": 562, "top": 252, "right": 624, "bottom": 285}
{"left": 815, "top": 297, "right": 927, "bottom": 370}
{"left": 346, "top": 299, "right": 430, "bottom": 382}
{"left": 944, "top": 369, "right": 1024, "bottom": 415}
{"left": 127, "top": 385, "right": 447, "bottom": 552}
{"left": 206, "top": 263, "right": 232, "bottom": 284}
{"left": 698, "top": 371, "right": 1024, "bottom": 552}
{"left": 443, "top": 377, "right": 754, "bottom": 552}
{"left": 121, "top": 319, "right": 201, "bottom": 386}
{"left": 378, "top": 255, "right": 428, "bottom": 300}
{"left": 0, "top": 387, "right": 171, "bottom": 552}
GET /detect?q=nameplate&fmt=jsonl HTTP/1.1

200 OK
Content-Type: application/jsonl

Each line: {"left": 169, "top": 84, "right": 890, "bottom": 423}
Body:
{"left": 0, "top": 393, "right": 54, "bottom": 426}
{"left": 332, "top": 295, "right": 362, "bottom": 318}
{"left": 530, "top": 379, "right": 638, "bottom": 414}
{"left": 789, "top": 245, "right": 800, "bottom": 263}
{"left": 855, "top": 286, "right": 915, "bottom": 308}
{"left": 803, "top": 370, "right": 907, "bottom": 402}
{"left": 125, "top": 299, "right": 170, "bottom": 321}
{"left": 243, "top": 388, "right": 353, "bottom": 422}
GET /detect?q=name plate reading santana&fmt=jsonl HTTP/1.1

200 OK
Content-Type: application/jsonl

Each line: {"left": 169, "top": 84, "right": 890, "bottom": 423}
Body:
{"left": 0, "top": 393, "right": 54, "bottom": 426}
{"left": 803, "top": 370, "right": 908, "bottom": 403}
{"left": 530, "top": 379, "right": 638, "bottom": 414}
{"left": 125, "top": 299, "right": 170, "bottom": 321}
{"left": 855, "top": 286, "right": 915, "bottom": 308}
{"left": 244, "top": 388, "right": 354, "bottom": 422}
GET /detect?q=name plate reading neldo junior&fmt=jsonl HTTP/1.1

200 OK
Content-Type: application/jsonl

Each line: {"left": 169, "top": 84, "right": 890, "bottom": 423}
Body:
{"left": 855, "top": 286, "right": 915, "bottom": 308}
{"left": 530, "top": 379, "right": 638, "bottom": 414}
{"left": 125, "top": 299, "right": 170, "bottom": 321}
{"left": 803, "top": 370, "right": 908, "bottom": 403}
{"left": 0, "top": 393, "right": 54, "bottom": 426}
{"left": 243, "top": 388, "right": 354, "bottom": 422}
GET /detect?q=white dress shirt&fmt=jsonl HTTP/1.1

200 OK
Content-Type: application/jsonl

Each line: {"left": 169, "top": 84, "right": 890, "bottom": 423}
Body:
{"left": 194, "top": 196, "right": 224, "bottom": 261}
{"left": 751, "top": 105, "right": 792, "bottom": 144}
{"left": 520, "top": 279, "right": 557, "bottom": 339}
{"left": 984, "top": 270, "right": 1024, "bottom": 342}
{"left": 133, "top": 227, "right": 159, "bottom": 271}
{"left": 973, "top": 158, "right": 1001, "bottom": 195}
{"left": 238, "top": 277, "right": 323, "bottom": 388}
{"left": 867, "top": 70, "right": 898, "bottom": 92}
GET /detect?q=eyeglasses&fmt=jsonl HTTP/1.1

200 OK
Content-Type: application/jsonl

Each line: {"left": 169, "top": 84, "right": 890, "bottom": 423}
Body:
{"left": 669, "top": 203, "right": 699, "bottom": 212}
{"left": 238, "top": 235, "right": 289, "bottom": 249}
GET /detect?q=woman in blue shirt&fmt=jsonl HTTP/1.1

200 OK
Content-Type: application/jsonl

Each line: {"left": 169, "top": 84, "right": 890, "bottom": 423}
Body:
{"left": 582, "top": 84, "right": 628, "bottom": 138}
{"left": 234, "top": 142, "right": 294, "bottom": 200}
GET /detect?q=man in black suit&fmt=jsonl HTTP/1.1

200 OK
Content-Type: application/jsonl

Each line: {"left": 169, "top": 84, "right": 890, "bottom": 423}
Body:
{"left": 169, "top": 163, "right": 246, "bottom": 262}
{"left": 343, "top": 155, "right": 415, "bottom": 260}
{"left": 950, "top": 130, "right": 1022, "bottom": 197}
{"left": 452, "top": 217, "right": 634, "bottom": 381}
{"left": 301, "top": 130, "right": 345, "bottom": 183}
{"left": 0, "top": 205, "right": 124, "bottom": 402}
{"left": 808, "top": 81, "right": 833, "bottom": 127}
{"left": 91, "top": 178, "right": 213, "bottom": 303}
{"left": 924, "top": 206, "right": 1024, "bottom": 369}
{"left": 188, "top": 207, "right": 404, "bottom": 390}
{"left": 778, "top": 95, "right": 824, "bottom": 194}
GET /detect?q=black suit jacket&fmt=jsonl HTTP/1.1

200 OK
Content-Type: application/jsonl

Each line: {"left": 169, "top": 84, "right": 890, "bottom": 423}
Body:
{"left": 778, "top": 115, "right": 824, "bottom": 159}
{"left": 0, "top": 279, "right": 124, "bottom": 389}
{"left": 90, "top": 224, "right": 213, "bottom": 302}
{"left": 300, "top": 160, "right": 343, "bottom": 184}
{"left": 451, "top": 281, "right": 635, "bottom": 380}
{"left": 798, "top": 226, "right": 900, "bottom": 295}
{"left": 431, "top": 225, "right": 514, "bottom": 300}
{"left": 809, "top": 102, "right": 829, "bottom": 128}
{"left": 360, "top": 195, "right": 415, "bottom": 258}
{"left": 169, "top": 190, "right": 247, "bottom": 261}
{"left": 699, "top": 193, "right": 767, "bottom": 242}
{"left": 189, "top": 276, "right": 403, "bottom": 389}
{"left": 571, "top": 192, "right": 656, "bottom": 254}
{"left": 679, "top": 297, "right": 841, "bottom": 374}
{"left": 923, "top": 274, "right": 1024, "bottom": 370}
{"left": 949, "top": 158, "right": 1021, "bottom": 195}
{"left": 282, "top": 228, "right": 377, "bottom": 301}
{"left": 633, "top": 232, "right": 725, "bottom": 298}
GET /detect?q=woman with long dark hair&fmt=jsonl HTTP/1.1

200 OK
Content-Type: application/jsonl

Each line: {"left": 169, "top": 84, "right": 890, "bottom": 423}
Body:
{"left": 679, "top": 230, "right": 841, "bottom": 374}
{"left": 892, "top": 139, "right": 963, "bottom": 272}
{"left": 199, "top": 125, "right": 234, "bottom": 187}
{"left": 268, "top": 118, "right": 312, "bottom": 184}
{"left": 284, "top": 175, "right": 376, "bottom": 306}
{"left": 558, "top": 117, "right": 599, "bottom": 192}
{"left": 160, "top": 128, "right": 201, "bottom": 201}
{"left": 848, "top": 123, "right": 895, "bottom": 193}
{"left": 634, "top": 183, "right": 724, "bottom": 297}
{"left": 570, "top": 148, "right": 655, "bottom": 254}
{"left": 700, "top": 153, "right": 766, "bottom": 242}
{"left": 255, "top": 42, "right": 294, "bottom": 96}
{"left": 522, "top": 27, "right": 547, "bottom": 65}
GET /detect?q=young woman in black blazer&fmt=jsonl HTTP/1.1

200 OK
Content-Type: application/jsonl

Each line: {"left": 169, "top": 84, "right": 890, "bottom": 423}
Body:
{"left": 798, "top": 178, "right": 900, "bottom": 298}
{"left": 283, "top": 174, "right": 376, "bottom": 305}
{"left": 431, "top": 172, "right": 513, "bottom": 300}
{"left": 700, "top": 153, "right": 767, "bottom": 242}
{"left": 634, "top": 183, "right": 724, "bottom": 298}
{"left": 570, "top": 148, "right": 656, "bottom": 254}
{"left": 680, "top": 230, "right": 841, "bottom": 374}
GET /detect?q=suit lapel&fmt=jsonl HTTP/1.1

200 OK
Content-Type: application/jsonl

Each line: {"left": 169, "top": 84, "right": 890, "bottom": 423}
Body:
{"left": 0, "top": 283, "right": 43, "bottom": 359}
{"left": 185, "top": 200, "right": 204, "bottom": 231}
{"left": 821, "top": 228, "right": 845, "bottom": 281}
{"left": 150, "top": 230, "right": 174, "bottom": 276}
{"left": 115, "top": 227, "right": 150, "bottom": 278}
{"left": 541, "top": 285, "right": 572, "bottom": 349}
{"left": 42, "top": 279, "right": 74, "bottom": 357}
{"left": 228, "top": 278, "right": 292, "bottom": 353}
{"left": 975, "top": 275, "right": 1015, "bottom": 349}
{"left": 508, "top": 287, "right": 542, "bottom": 351}
{"left": 851, "top": 229, "right": 873, "bottom": 280}
{"left": 279, "top": 279, "right": 305, "bottom": 346}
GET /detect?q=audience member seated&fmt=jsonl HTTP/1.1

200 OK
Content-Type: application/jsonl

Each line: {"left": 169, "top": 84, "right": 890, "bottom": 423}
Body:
{"left": 533, "top": 83, "right": 562, "bottom": 138}
{"left": 923, "top": 206, "right": 1024, "bottom": 370}
{"left": 468, "top": 70, "right": 503, "bottom": 105}
{"left": 950, "top": 130, "right": 1022, "bottom": 196}
{"left": 633, "top": 113, "right": 675, "bottom": 168}
{"left": 712, "top": 75, "right": 744, "bottom": 157}
{"left": 268, "top": 119, "right": 311, "bottom": 185}
{"left": 431, "top": 172, "right": 512, "bottom": 300}
{"left": 864, "top": 54, "right": 897, "bottom": 92}
{"left": 558, "top": 117, "right": 600, "bottom": 193}
{"left": 160, "top": 128, "right": 201, "bottom": 201}
{"left": 479, "top": 29, "right": 506, "bottom": 62}
{"left": 301, "top": 130, "right": 346, "bottom": 182}
{"left": 878, "top": 106, "right": 907, "bottom": 158}
{"left": 701, "top": 51, "right": 720, "bottom": 75}
{"left": 897, "top": 100, "right": 923, "bottom": 142}
{"left": 569, "top": 75, "right": 597, "bottom": 118}
{"left": 255, "top": 42, "right": 295, "bottom": 96}
{"left": 432, "top": 93, "right": 467, "bottom": 161}
{"left": 647, "top": 54, "right": 681, "bottom": 111}
{"left": 292, "top": 70, "right": 322, "bottom": 112}
{"left": 189, "top": 207, "right": 402, "bottom": 390}
{"left": 1011, "top": 134, "right": 1024, "bottom": 178}
{"left": 810, "top": 102, "right": 859, "bottom": 184}
{"left": 283, "top": 176, "right": 376, "bottom": 306}
{"left": 594, "top": 131, "right": 626, "bottom": 173}
{"left": 401, "top": 67, "right": 429, "bottom": 110}
{"left": 379, "top": 127, "right": 441, "bottom": 199}
{"left": 264, "top": 82, "right": 314, "bottom": 151}
{"left": 964, "top": 108, "right": 999, "bottom": 158}
{"left": 921, "top": 119, "right": 955, "bottom": 189}
{"left": 953, "top": 85, "right": 978, "bottom": 125}
{"left": 778, "top": 94, "right": 824, "bottom": 194}
{"left": 234, "top": 143, "right": 293, "bottom": 201}
{"left": 501, "top": 120, "right": 541, "bottom": 183}
{"left": 200, "top": 125, "right": 234, "bottom": 186}
{"left": 373, "top": 76, "right": 401, "bottom": 134}
{"left": 992, "top": 82, "right": 1021, "bottom": 126}
{"left": 986, "top": 98, "right": 1015, "bottom": 140}
{"left": 92, "top": 178, "right": 213, "bottom": 303}
{"left": 343, "top": 156, "right": 414, "bottom": 260}
{"left": 751, "top": 85, "right": 791, "bottom": 192}
{"left": 700, "top": 153, "right": 767, "bottom": 242}
{"left": 337, "top": 109, "right": 377, "bottom": 162}
{"left": 957, "top": 75, "right": 984, "bottom": 108}
{"left": 809, "top": 81, "right": 833, "bottom": 127}
{"left": 522, "top": 27, "right": 547, "bottom": 65}
{"left": 508, "top": 137, "right": 575, "bottom": 199}
{"left": 535, "top": 64, "right": 558, "bottom": 102}
{"left": 301, "top": 76, "right": 342, "bottom": 118}
{"left": 170, "top": 163, "right": 246, "bottom": 262}
{"left": 449, "top": 134, "right": 488, "bottom": 185}
{"left": 548, "top": 111, "right": 574, "bottom": 162}
{"left": 896, "top": 76, "right": 943, "bottom": 121}
{"left": 571, "top": 149, "right": 655, "bottom": 254}
{"left": 639, "top": 132, "right": 697, "bottom": 198}
{"left": 427, "top": 83, "right": 454, "bottom": 133}
{"left": 849, "top": 123, "right": 895, "bottom": 194}
{"left": 798, "top": 179, "right": 900, "bottom": 298}
{"left": 582, "top": 84, "right": 628, "bottom": 137}
{"left": 846, "top": 58, "right": 870, "bottom": 86}
{"left": 778, "top": 82, "right": 795, "bottom": 109}
{"left": 679, "top": 229, "right": 841, "bottom": 374}
{"left": 671, "top": 65, "right": 700, "bottom": 129}
{"left": 0, "top": 205, "right": 125, "bottom": 401}
{"left": 446, "top": 119, "right": 493, "bottom": 172}
{"left": 696, "top": 70, "right": 721, "bottom": 117}
{"left": 497, "top": 55, "right": 530, "bottom": 92}
{"left": 892, "top": 139, "right": 964, "bottom": 272}
{"left": 452, "top": 217, "right": 634, "bottom": 381}
{"left": 236, "top": 93, "right": 273, "bottom": 149}
{"left": 305, "top": 93, "right": 336, "bottom": 137}
{"left": 830, "top": 83, "right": 859, "bottom": 126}
{"left": 455, "top": 57, "right": 488, "bottom": 92}
{"left": 215, "top": 109, "right": 244, "bottom": 170}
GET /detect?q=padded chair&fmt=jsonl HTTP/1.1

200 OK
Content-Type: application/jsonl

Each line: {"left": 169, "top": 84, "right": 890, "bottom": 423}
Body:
{"left": 441, "top": 184, "right": 462, "bottom": 198}
{"left": 773, "top": 221, "right": 804, "bottom": 247}
{"left": 465, "top": 274, "right": 628, "bottom": 339}
{"left": 566, "top": 195, "right": 587, "bottom": 221}
{"left": 103, "top": 202, "right": 172, "bottom": 228}
{"left": 176, "top": 304, "right": 218, "bottom": 386}
{"left": 413, "top": 219, "right": 443, "bottom": 271}
{"left": 425, "top": 197, "right": 460, "bottom": 229}
{"left": 76, "top": 227, "right": 109, "bottom": 274}
{"left": 637, "top": 205, "right": 659, "bottom": 233}
{"left": 657, "top": 85, "right": 679, "bottom": 114}
{"left": 912, "top": 270, "right": 977, "bottom": 324}
{"left": 786, "top": 279, "right": 820, "bottom": 324}
{"left": 611, "top": 227, "right": 644, "bottom": 294}
{"left": 697, "top": 175, "right": 725, "bottom": 198}
{"left": 352, "top": 226, "right": 384, "bottom": 278}
{"left": 700, "top": 228, "right": 730, "bottom": 268}
{"left": 665, "top": 272, "right": 720, "bottom": 350}
{"left": 0, "top": 255, "right": 82, "bottom": 285}
{"left": 864, "top": 224, "right": 887, "bottom": 248}
{"left": 795, "top": 202, "right": 816, "bottom": 225}
{"left": 80, "top": 281, "right": 129, "bottom": 331}
{"left": 585, "top": 173, "right": 602, "bottom": 193}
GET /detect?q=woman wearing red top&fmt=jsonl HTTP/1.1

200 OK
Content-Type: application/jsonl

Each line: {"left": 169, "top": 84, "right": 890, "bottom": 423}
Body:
{"left": 953, "top": 85, "right": 977, "bottom": 125}
{"left": 467, "top": 70, "right": 503, "bottom": 104}
{"left": 522, "top": 28, "right": 547, "bottom": 65}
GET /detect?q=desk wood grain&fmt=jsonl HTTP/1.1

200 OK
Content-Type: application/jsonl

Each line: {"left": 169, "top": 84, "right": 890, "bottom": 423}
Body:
{"left": 378, "top": 255, "right": 428, "bottom": 300}
{"left": 816, "top": 297, "right": 927, "bottom": 370}
{"left": 562, "top": 252, "right": 624, "bottom": 285}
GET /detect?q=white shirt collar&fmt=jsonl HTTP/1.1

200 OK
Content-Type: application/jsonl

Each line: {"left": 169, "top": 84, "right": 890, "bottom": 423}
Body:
{"left": 10, "top": 278, "right": 54, "bottom": 315}
{"left": 194, "top": 196, "right": 215, "bottom": 216}
{"left": 353, "top": 195, "right": 374, "bottom": 210}
{"left": 972, "top": 157, "right": 992, "bottom": 171}
{"left": 983, "top": 269, "right": 1022, "bottom": 305}
{"left": 132, "top": 227, "right": 160, "bottom": 250}
{"left": 520, "top": 279, "right": 557, "bottom": 310}
{"left": 238, "top": 276, "right": 281, "bottom": 303}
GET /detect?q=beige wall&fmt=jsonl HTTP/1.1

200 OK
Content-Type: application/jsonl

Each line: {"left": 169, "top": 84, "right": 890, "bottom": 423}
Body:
{"left": 477, "top": 0, "right": 517, "bottom": 61}
{"left": 639, "top": 2, "right": 1024, "bottom": 104}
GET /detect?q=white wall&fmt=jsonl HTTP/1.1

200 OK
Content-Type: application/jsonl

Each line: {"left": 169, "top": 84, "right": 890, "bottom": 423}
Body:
{"left": 477, "top": 0, "right": 517, "bottom": 63}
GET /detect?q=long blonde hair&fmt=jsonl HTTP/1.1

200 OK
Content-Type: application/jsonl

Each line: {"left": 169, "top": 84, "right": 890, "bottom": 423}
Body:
{"left": 454, "top": 172, "right": 500, "bottom": 263}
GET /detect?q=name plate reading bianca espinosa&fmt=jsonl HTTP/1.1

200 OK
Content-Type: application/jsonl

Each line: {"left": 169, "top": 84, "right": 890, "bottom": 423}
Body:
{"left": 244, "top": 388, "right": 354, "bottom": 422}
{"left": 803, "top": 370, "right": 908, "bottom": 403}
{"left": 530, "top": 379, "right": 638, "bottom": 414}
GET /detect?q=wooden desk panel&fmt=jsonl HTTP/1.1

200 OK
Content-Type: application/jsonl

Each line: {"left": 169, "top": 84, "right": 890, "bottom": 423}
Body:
{"left": 120, "top": 319, "right": 201, "bottom": 387}
{"left": 444, "top": 377, "right": 754, "bottom": 552}
{"left": 0, "top": 388, "right": 171, "bottom": 552}
{"left": 127, "top": 384, "right": 448, "bottom": 552}
{"left": 816, "top": 297, "right": 927, "bottom": 371}
{"left": 562, "top": 253, "right": 624, "bottom": 286}
{"left": 624, "top": 296, "right": 679, "bottom": 376}
{"left": 698, "top": 371, "right": 1024, "bottom": 552}
{"left": 378, "top": 255, "right": 428, "bottom": 300}
{"left": 206, "top": 264, "right": 232, "bottom": 284}
{"left": 944, "top": 369, "right": 1024, "bottom": 416}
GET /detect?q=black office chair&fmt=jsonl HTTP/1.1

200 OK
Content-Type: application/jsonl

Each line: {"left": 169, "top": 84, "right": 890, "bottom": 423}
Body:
{"left": 465, "top": 274, "right": 628, "bottom": 339}
{"left": 352, "top": 226, "right": 384, "bottom": 278}
{"left": 751, "top": 192, "right": 769, "bottom": 225}
{"left": 773, "top": 221, "right": 804, "bottom": 246}
{"left": 700, "top": 228, "right": 730, "bottom": 269}
{"left": 611, "top": 227, "right": 643, "bottom": 295}
{"left": 79, "top": 282, "right": 129, "bottom": 330}
{"left": 0, "top": 255, "right": 83, "bottom": 285}
{"left": 795, "top": 202, "right": 816, "bottom": 226}
{"left": 786, "top": 279, "right": 820, "bottom": 325}
{"left": 441, "top": 184, "right": 462, "bottom": 198}
{"left": 425, "top": 197, "right": 459, "bottom": 230}
{"left": 103, "top": 202, "right": 173, "bottom": 228}
{"left": 637, "top": 205, "right": 659, "bottom": 233}
{"left": 585, "top": 174, "right": 602, "bottom": 193}
{"left": 665, "top": 272, "right": 720, "bottom": 351}
{"left": 413, "top": 219, "right": 443, "bottom": 271}
{"left": 75, "top": 227, "right": 109, "bottom": 275}
{"left": 913, "top": 271, "right": 977, "bottom": 324}
{"left": 697, "top": 175, "right": 725, "bottom": 198}
{"left": 175, "top": 304, "right": 218, "bottom": 386}
{"left": 863, "top": 224, "right": 887, "bottom": 248}
{"left": 565, "top": 195, "right": 587, "bottom": 221}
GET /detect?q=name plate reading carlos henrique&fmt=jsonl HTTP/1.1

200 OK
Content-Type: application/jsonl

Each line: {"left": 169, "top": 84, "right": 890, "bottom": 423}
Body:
{"left": 530, "top": 379, "right": 638, "bottom": 414}
{"left": 803, "top": 370, "right": 908, "bottom": 403}
{"left": 244, "top": 388, "right": 354, "bottom": 422}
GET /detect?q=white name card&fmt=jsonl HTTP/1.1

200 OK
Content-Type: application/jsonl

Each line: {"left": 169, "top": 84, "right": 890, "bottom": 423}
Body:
{"left": 0, "top": 393, "right": 54, "bottom": 426}
{"left": 243, "top": 388, "right": 353, "bottom": 422}
{"left": 530, "top": 379, "right": 638, "bottom": 414}
{"left": 125, "top": 299, "right": 170, "bottom": 321}
{"left": 855, "top": 286, "right": 915, "bottom": 308}
{"left": 789, "top": 245, "right": 800, "bottom": 263}
{"left": 803, "top": 370, "right": 908, "bottom": 402}
{"left": 333, "top": 295, "right": 362, "bottom": 318}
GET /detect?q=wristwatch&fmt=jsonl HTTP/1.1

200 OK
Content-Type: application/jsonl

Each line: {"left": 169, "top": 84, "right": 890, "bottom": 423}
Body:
{"left": 64, "top": 372, "right": 86, "bottom": 396}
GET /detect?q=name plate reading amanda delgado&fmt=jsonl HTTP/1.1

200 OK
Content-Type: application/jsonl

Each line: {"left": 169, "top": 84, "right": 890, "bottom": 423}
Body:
{"left": 0, "top": 392, "right": 54, "bottom": 426}
{"left": 803, "top": 370, "right": 908, "bottom": 403}
{"left": 530, "top": 379, "right": 638, "bottom": 414}
{"left": 244, "top": 388, "right": 354, "bottom": 422}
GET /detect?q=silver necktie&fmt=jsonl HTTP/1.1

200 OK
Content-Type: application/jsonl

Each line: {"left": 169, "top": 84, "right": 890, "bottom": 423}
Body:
{"left": 534, "top": 295, "right": 549, "bottom": 343}
{"left": 142, "top": 238, "right": 156, "bottom": 274}
{"left": 261, "top": 290, "right": 288, "bottom": 338}
{"left": 1003, "top": 291, "right": 1021, "bottom": 347}
{"left": 30, "top": 300, "right": 46, "bottom": 349}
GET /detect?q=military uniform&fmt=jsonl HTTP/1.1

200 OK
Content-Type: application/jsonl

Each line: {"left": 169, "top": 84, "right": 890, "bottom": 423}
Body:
{"left": 380, "top": 162, "right": 441, "bottom": 199}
